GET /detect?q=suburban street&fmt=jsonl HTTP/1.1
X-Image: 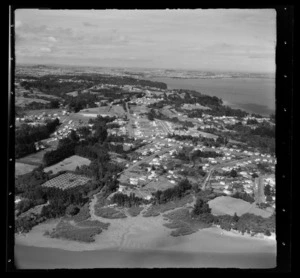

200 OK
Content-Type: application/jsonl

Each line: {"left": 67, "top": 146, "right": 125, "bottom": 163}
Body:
{"left": 125, "top": 102, "right": 134, "bottom": 137}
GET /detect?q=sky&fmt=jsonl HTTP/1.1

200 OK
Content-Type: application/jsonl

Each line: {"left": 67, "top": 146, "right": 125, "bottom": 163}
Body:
{"left": 14, "top": 9, "right": 276, "bottom": 73}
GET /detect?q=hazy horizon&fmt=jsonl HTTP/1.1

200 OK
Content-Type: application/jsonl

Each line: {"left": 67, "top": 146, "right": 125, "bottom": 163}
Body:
{"left": 16, "top": 62, "right": 275, "bottom": 76}
{"left": 15, "top": 9, "right": 276, "bottom": 74}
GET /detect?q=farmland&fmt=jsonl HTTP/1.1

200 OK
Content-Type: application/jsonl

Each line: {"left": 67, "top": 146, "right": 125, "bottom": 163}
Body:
{"left": 43, "top": 155, "right": 91, "bottom": 174}
{"left": 41, "top": 172, "right": 91, "bottom": 190}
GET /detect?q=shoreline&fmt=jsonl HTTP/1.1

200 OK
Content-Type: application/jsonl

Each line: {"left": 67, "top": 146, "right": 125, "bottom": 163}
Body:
{"left": 146, "top": 76, "right": 275, "bottom": 116}
{"left": 14, "top": 212, "right": 276, "bottom": 269}
{"left": 15, "top": 215, "right": 276, "bottom": 253}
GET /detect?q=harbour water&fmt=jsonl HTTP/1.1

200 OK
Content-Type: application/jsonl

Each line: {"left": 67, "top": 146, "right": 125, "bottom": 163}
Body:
{"left": 147, "top": 77, "right": 275, "bottom": 116}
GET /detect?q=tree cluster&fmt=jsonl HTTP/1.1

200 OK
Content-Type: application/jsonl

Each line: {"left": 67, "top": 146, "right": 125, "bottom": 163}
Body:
{"left": 231, "top": 191, "right": 255, "bottom": 203}
{"left": 153, "top": 179, "right": 192, "bottom": 204}
{"left": 15, "top": 118, "right": 60, "bottom": 158}
{"left": 111, "top": 192, "right": 144, "bottom": 208}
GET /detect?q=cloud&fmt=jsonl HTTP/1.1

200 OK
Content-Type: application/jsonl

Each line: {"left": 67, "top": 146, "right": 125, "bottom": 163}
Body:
{"left": 48, "top": 36, "right": 57, "bottom": 42}
{"left": 83, "top": 22, "right": 98, "bottom": 27}
{"left": 40, "top": 47, "right": 51, "bottom": 53}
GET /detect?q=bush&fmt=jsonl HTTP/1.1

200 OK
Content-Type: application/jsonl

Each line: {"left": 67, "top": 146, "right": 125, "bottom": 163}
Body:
{"left": 66, "top": 204, "right": 80, "bottom": 216}
{"left": 95, "top": 207, "right": 127, "bottom": 219}
{"left": 127, "top": 206, "right": 144, "bottom": 217}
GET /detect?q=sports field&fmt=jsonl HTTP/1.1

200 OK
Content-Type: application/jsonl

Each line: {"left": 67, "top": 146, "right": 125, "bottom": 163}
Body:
{"left": 208, "top": 196, "right": 273, "bottom": 218}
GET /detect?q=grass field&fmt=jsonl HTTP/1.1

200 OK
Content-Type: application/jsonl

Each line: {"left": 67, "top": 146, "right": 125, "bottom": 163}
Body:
{"left": 112, "top": 105, "right": 126, "bottom": 116}
{"left": 43, "top": 155, "right": 91, "bottom": 174}
{"left": 208, "top": 196, "right": 273, "bottom": 218}
{"left": 127, "top": 206, "right": 144, "bottom": 217}
{"left": 41, "top": 172, "right": 91, "bottom": 190}
{"left": 15, "top": 162, "right": 38, "bottom": 176}
{"left": 17, "top": 149, "right": 49, "bottom": 166}
{"left": 143, "top": 194, "right": 194, "bottom": 217}
{"left": 144, "top": 176, "right": 178, "bottom": 192}
{"left": 15, "top": 97, "right": 50, "bottom": 107}
{"left": 23, "top": 108, "right": 63, "bottom": 116}
{"left": 94, "top": 206, "right": 127, "bottom": 219}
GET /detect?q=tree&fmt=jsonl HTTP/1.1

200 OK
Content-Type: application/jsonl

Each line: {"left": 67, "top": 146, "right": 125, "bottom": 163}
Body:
{"left": 233, "top": 212, "right": 239, "bottom": 222}
{"left": 50, "top": 99, "right": 60, "bottom": 109}
{"left": 264, "top": 183, "right": 271, "bottom": 196}
{"left": 69, "top": 130, "right": 80, "bottom": 143}
{"left": 77, "top": 126, "right": 91, "bottom": 139}
{"left": 178, "top": 179, "right": 192, "bottom": 191}
{"left": 192, "top": 197, "right": 211, "bottom": 215}
{"left": 264, "top": 229, "right": 271, "bottom": 236}
{"left": 266, "top": 195, "right": 273, "bottom": 202}
{"left": 230, "top": 169, "right": 238, "bottom": 178}
{"left": 147, "top": 113, "right": 154, "bottom": 121}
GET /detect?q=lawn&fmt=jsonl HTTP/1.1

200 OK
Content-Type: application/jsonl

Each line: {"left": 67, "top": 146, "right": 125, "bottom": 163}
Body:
{"left": 43, "top": 155, "right": 91, "bottom": 174}
{"left": 15, "top": 162, "right": 38, "bottom": 176}
{"left": 208, "top": 196, "right": 273, "bottom": 218}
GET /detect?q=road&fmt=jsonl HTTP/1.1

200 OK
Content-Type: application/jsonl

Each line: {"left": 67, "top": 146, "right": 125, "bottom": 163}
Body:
{"left": 201, "top": 155, "right": 262, "bottom": 191}
{"left": 125, "top": 102, "right": 135, "bottom": 138}
{"left": 119, "top": 145, "right": 178, "bottom": 176}
{"left": 156, "top": 119, "right": 172, "bottom": 134}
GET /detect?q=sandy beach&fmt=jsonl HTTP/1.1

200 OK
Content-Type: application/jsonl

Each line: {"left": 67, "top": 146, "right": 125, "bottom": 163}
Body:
{"left": 14, "top": 195, "right": 276, "bottom": 268}
{"left": 15, "top": 210, "right": 276, "bottom": 268}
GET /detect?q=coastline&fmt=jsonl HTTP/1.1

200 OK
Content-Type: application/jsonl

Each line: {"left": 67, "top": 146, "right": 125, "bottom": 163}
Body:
{"left": 14, "top": 204, "right": 276, "bottom": 269}
{"left": 146, "top": 76, "right": 275, "bottom": 116}
{"left": 15, "top": 215, "right": 276, "bottom": 254}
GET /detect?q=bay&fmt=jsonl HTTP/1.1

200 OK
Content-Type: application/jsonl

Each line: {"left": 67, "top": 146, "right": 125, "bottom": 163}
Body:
{"left": 147, "top": 77, "right": 275, "bottom": 116}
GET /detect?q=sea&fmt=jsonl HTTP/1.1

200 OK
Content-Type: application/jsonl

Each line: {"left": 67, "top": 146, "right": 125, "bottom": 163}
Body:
{"left": 14, "top": 245, "right": 276, "bottom": 269}
{"left": 146, "top": 77, "right": 275, "bottom": 116}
